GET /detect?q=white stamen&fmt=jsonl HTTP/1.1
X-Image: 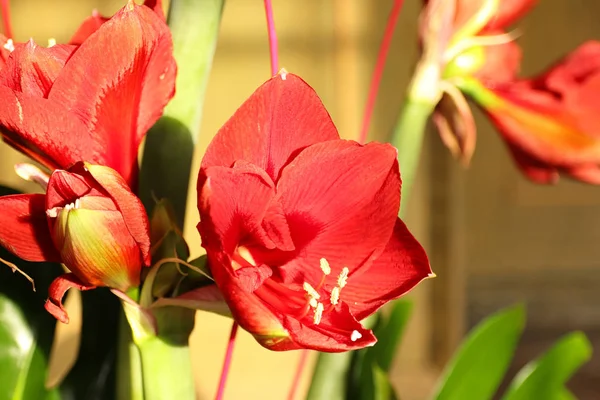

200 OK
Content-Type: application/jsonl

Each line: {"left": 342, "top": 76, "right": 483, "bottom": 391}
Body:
{"left": 278, "top": 68, "right": 288, "bottom": 80}
{"left": 319, "top": 258, "right": 331, "bottom": 275}
{"left": 303, "top": 282, "right": 320, "bottom": 300}
{"left": 308, "top": 298, "right": 318, "bottom": 308}
{"left": 337, "top": 267, "right": 349, "bottom": 288}
{"left": 330, "top": 287, "right": 340, "bottom": 305}
{"left": 313, "top": 303, "right": 324, "bottom": 325}
{"left": 47, "top": 38, "right": 57, "bottom": 48}
{"left": 15, "top": 97, "right": 23, "bottom": 124}
{"left": 350, "top": 330, "right": 362, "bottom": 342}
{"left": 3, "top": 39, "right": 14, "bottom": 52}
{"left": 46, "top": 207, "right": 60, "bottom": 218}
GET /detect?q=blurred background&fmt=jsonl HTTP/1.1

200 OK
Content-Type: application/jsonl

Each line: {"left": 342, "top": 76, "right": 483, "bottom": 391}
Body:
{"left": 1, "top": 0, "right": 600, "bottom": 398}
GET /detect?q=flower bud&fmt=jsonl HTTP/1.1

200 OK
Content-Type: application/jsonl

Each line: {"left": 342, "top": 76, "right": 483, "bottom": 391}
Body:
{"left": 45, "top": 162, "right": 151, "bottom": 291}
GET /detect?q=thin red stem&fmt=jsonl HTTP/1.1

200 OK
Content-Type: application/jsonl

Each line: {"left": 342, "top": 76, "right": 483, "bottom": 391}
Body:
{"left": 358, "top": 0, "right": 405, "bottom": 144}
{"left": 263, "top": 0, "right": 279, "bottom": 76}
{"left": 0, "top": 0, "right": 13, "bottom": 39}
{"left": 215, "top": 322, "right": 239, "bottom": 400}
{"left": 288, "top": 350, "right": 310, "bottom": 400}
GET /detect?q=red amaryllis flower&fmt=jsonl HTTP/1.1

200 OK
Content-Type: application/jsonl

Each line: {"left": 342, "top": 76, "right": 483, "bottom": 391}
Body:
{"left": 420, "top": 0, "right": 536, "bottom": 165}
{"left": 0, "top": 2, "right": 175, "bottom": 187}
{"left": 197, "top": 73, "right": 432, "bottom": 352}
{"left": 0, "top": 162, "right": 151, "bottom": 323}
{"left": 460, "top": 41, "right": 600, "bottom": 184}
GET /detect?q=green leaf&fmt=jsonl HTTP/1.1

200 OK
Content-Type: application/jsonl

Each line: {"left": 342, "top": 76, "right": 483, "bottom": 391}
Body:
{"left": 349, "top": 301, "right": 412, "bottom": 400}
{"left": 59, "top": 290, "right": 120, "bottom": 400}
{"left": 501, "top": 332, "right": 592, "bottom": 400}
{"left": 306, "top": 351, "right": 353, "bottom": 400}
{"left": 432, "top": 304, "right": 525, "bottom": 400}
{"left": 371, "top": 300, "right": 413, "bottom": 372}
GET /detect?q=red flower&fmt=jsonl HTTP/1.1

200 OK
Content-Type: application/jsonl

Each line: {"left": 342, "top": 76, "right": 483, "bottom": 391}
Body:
{"left": 196, "top": 73, "right": 432, "bottom": 352}
{"left": 460, "top": 41, "right": 600, "bottom": 184}
{"left": 0, "top": 2, "right": 175, "bottom": 187}
{"left": 419, "top": 0, "right": 536, "bottom": 165}
{"left": 0, "top": 162, "right": 151, "bottom": 323}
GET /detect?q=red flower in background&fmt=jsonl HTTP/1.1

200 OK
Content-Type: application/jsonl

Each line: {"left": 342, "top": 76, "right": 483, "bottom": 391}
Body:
{"left": 0, "top": 2, "right": 175, "bottom": 187}
{"left": 0, "top": 162, "right": 151, "bottom": 323}
{"left": 462, "top": 41, "right": 600, "bottom": 184}
{"left": 197, "top": 73, "right": 432, "bottom": 352}
{"left": 419, "top": 0, "right": 537, "bottom": 165}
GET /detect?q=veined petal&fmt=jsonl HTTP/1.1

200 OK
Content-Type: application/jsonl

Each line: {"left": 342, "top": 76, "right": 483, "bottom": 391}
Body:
{"left": 0, "top": 86, "right": 93, "bottom": 171}
{"left": 0, "top": 194, "right": 60, "bottom": 262}
{"left": 201, "top": 74, "right": 339, "bottom": 183}
{"left": 0, "top": 40, "right": 77, "bottom": 97}
{"left": 341, "top": 219, "right": 432, "bottom": 320}
{"left": 277, "top": 303, "right": 376, "bottom": 352}
{"left": 275, "top": 140, "right": 400, "bottom": 286}
{"left": 198, "top": 162, "right": 283, "bottom": 255}
{"left": 84, "top": 163, "right": 151, "bottom": 266}
{"left": 45, "top": 273, "right": 95, "bottom": 323}
{"left": 48, "top": 2, "right": 176, "bottom": 185}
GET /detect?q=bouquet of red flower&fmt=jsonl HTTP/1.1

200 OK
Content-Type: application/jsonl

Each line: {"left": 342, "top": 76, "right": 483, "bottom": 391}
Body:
{"left": 0, "top": 0, "right": 595, "bottom": 399}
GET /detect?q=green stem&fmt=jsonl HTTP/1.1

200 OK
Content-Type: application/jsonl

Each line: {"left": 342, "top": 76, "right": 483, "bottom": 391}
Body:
{"left": 391, "top": 98, "right": 437, "bottom": 217}
{"left": 139, "top": 0, "right": 225, "bottom": 226}
{"left": 306, "top": 351, "right": 353, "bottom": 400}
{"left": 137, "top": 336, "right": 196, "bottom": 400}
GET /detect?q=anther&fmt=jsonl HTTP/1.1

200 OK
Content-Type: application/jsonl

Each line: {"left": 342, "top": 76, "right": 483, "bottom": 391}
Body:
{"left": 48, "top": 38, "right": 57, "bottom": 47}
{"left": 313, "top": 303, "right": 324, "bottom": 325}
{"left": 330, "top": 287, "right": 340, "bottom": 305}
{"left": 350, "top": 330, "right": 362, "bottom": 342}
{"left": 319, "top": 258, "right": 331, "bottom": 275}
{"left": 3, "top": 39, "right": 14, "bottom": 52}
{"left": 303, "top": 282, "right": 320, "bottom": 300}
{"left": 337, "top": 267, "right": 349, "bottom": 288}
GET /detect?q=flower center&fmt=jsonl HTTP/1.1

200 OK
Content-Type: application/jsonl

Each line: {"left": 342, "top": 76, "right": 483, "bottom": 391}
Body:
{"left": 254, "top": 257, "right": 350, "bottom": 326}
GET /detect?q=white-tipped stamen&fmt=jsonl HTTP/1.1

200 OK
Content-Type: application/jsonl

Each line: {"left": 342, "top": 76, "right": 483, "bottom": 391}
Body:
{"left": 319, "top": 258, "right": 331, "bottom": 275}
{"left": 313, "top": 303, "right": 324, "bottom": 325}
{"left": 303, "top": 282, "right": 321, "bottom": 300}
{"left": 330, "top": 287, "right": 340, "bottom": 305}
{"left": 308, "top": 298, "right": 318, "bottom": 308}
{"left": 47, "top": 38, "right": 57, "bottom": 47}
{"left": 350, "top": 330, "right": 362, "bottom": 342}
{"left": 278, "top": 68, "right": 288, "bottom": 80}
{"left": 337, "top": 267, "right": 349, "bottom": 288}
{"left": 3, "top": 39, "right": 14, "bottom": 52}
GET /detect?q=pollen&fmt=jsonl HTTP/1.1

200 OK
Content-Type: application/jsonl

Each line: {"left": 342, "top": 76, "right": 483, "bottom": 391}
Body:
{"left": 3, "top": 39, "right": 14, "bottom": 52}
{"left": 337, "top": 267, "right": 349, "bottom": 288}
{"left": 278, "top": 68, "right": 289, "bottom": 80}
{"left": 350, "top": 330, "right": 362, "bottom": 342}
{"left": 330, "top": 286, "right": 340, "bottom": 305}
{"left": 303, "top": 282, "right": 320, "bottom": 300}
{"left": 319, "top": 258, "right": 331, "bottom": 275}
{"left": 313, "top": 302, "right": 324, "bottom": 325}
{"left": 47, "top": 38, "right": 57, "bottom": 48}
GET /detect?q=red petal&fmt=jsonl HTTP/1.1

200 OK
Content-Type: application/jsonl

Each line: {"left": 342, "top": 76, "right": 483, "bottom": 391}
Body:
{"left": 208, "top": 252, "right": 290, "bottom": 342}
{"left": 69, "top": 10, "right": 109, "bottom": 45}
{"left": 342, "top": 219, "right": 432, "bottom": 320}
{"left": 0, "top": 86, "right": 93, "bottom": 171}
{"left": 275, "top": 140, "right": 400, "bottom": 286}
{"left": 45, "top": 169, "right": 91, "bottom": 210}
{"left": 0, "top": 34, "right": 10, "bottom": 67}
{"left": 278, "top": 302, "right": 376, "bottom": 352}
{"left": 200, "top": 74, "right": 339, "bottom": 183}
{"left": 85, "top": 163, "right": 151, "bottom": 266}
{"left": 476, "top": 36, "right": 522, "bottom": 83}
{"left": 198, "top": 162, "right": 284, "bottom": 255}
{"left": 506, "top": 145, "right": 559, "bottom": 184}
{"left": 0, "top": 194, "right": 60, "bottom": 262}
{"left": 47, "top": 3, "right": 176, "bottom": 185}
{"left": 0, "top": 40, "right": 76, "bottom": 97}
{"left": 542, "top": 41, "right": 600, "bottom": 95}
{"left": 45, "top": 273, "right": 95, "bottom": 323}
{"left": 143, "top": 0, "right": 165, "bottom": 20}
